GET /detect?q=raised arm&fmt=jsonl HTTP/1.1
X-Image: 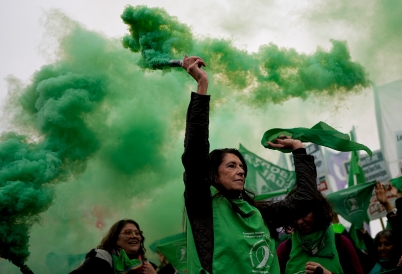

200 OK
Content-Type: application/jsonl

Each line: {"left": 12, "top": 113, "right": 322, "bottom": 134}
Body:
{"left": 260, "top": 136, "right": 318, "bottom": 227}
{"left": 181, "top": 56, "right": 212, "bottom": 218}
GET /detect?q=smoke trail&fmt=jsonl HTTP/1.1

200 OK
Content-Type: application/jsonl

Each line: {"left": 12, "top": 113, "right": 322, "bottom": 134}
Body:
{"left": 0, "top": 16, "right": 107, "bottom": 267}
{"left": 121, "top": 5, "right": 370, "bottom": 104}
{"left": 0, "top": 5, "right": 374, "bottom": 272}
{"left": 0, "top": 10, "right": 191, "bottom": 270}
{"left": 121, "top": 5, "right": 193, "bottom": 70}
{"left": 303, "top": 0, "right": 402, "bottom": 84}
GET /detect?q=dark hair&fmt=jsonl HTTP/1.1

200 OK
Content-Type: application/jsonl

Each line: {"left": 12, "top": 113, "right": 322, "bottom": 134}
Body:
{"left": 209, "top": 148, "right": 278, "bottom": 239}
{"left": 374, "top": 230, "right": 397, "bottom": 256}
{"left": 373, "top": 229, "right": 402, "bottom": 268}
{"left": 284, "top": 186, "right": 333, "bottom": 232}
{"left": 97, "top": 219, "right": 146, "bottom": 257}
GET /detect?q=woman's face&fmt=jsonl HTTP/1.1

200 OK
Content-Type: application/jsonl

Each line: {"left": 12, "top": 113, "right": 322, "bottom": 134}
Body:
{"left": 116, "top": 223, "right": 142, "bottom": 257}
{"left": 216, "top": 153, "right": 245, "bottom": 191}
{"left": 295, "top": 212, "right": 315, "bottom": 235}
{"left": 377, "top": 235, "right": 394, "bottom": 260}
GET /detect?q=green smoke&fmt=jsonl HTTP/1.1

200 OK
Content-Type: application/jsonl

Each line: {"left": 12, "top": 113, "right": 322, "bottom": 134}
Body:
{"left": 121, "top": 5, "right": 193, "bottom": 69}
{"left": 0, "top": 5, "right": 373, "bottom": 273}
{"left": 304, "top": 0, "right": 402, "bottom": 85}
{"left": 0, "top": 57, "right": 107, "bottom": 266}
{"left": 121, "top": 5, "right": 370, "bottom": 104}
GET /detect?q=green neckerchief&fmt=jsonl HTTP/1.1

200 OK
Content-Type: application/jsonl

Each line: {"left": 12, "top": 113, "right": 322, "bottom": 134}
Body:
{"left": 261, "top": 121, "right": 372, "bottom": 156}
{"left": 112, "top": 249, "right": 143, "bottom": 274}
{"left": 286, "top": 226, "right": 343, "bottom": 274}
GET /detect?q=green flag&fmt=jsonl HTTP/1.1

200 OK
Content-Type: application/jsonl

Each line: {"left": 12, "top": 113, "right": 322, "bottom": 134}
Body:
{"left": 149, "top": 233, "right": 187, "bottom": 273}
{"left": 390, "top": 176, "right": 402, "bottom": 192}
{"left": 261, "top": 121, "right": 372, "bottom": 156}
{"left": 348, "top": 130, "right": 366, "bottom": 187}
{"left": 239, "top": 144, "right": 296, "bottom": 195}
{"left": 348, "top": 224, "right": 367, "bottom": 251}
{"left": 326, "top": 181, "right": 376, "bottom": 228}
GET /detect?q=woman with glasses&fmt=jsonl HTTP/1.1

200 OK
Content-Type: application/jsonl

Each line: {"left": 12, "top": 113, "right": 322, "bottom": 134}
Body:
{"left": 70, "top": 219, "right": 157, "bottom": 274}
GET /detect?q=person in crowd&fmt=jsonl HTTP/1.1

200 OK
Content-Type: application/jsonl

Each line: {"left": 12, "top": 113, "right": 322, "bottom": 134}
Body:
{"left": 373, "top": 181, "right": 402, "bottom": 272}
{"left": 332, "top": 212, "right": 375, "bottom": 273}
{"left": 368, "top": 230, "right": 401, "bottom": 274}
{"left": 70, "top": 219, "right": 157, "bottom": 274}
{"left": 276, "top": 189, "right": 364, "bottom": 274}
{"left": 181, "top": 55, "right": 324, "bottom": 273}
{"left": 375, "top": 180, "right": 402, "bottom": 242}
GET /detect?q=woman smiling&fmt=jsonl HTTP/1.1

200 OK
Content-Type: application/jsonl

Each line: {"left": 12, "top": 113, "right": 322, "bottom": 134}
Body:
{"left": 70, "top": 219, "right": 157, "bottom": 274}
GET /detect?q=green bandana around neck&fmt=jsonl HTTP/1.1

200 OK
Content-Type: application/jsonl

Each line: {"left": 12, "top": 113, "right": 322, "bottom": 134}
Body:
{"left": 286, "top": 226, "right": 343, "bottom": 274}
{"left": 112, "top": 249, "right": 143, "bottom": 274}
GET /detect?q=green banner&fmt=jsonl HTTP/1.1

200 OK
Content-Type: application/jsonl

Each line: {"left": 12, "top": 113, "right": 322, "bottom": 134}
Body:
{"left": 239, "top": 144, "right": 296, "bottom": 195}
{"left": 260, "top": 121, "right": 372, "bottom": 156}
{"left": 326, "top": 181, "right": 376, "bottom": 227}
{"left": 149, "top": 233, "right": 187, "bottom": 273}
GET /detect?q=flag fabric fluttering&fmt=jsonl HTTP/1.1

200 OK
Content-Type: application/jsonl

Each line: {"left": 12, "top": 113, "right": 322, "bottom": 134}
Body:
{"left": 239, "top": 144, "right": 296, "bottom": 195}
{"left": 347, "top": 129, "right": 366, "bottom": 187}
{"left": 261, "top": 121, "right": 372, "bottom": 156}
{"left": 326, "top": 181, "right": 376, "bottom": 228}
{"left": 149, "top": 233, "right": 187, "bottom": 273}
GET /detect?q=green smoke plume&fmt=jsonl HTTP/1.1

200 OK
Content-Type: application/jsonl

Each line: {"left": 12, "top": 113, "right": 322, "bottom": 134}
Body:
{"left": 121, "top": 5, "right": 370, "bottom": 104}
{"left": 1, "top": 5, "right": 373, "bottom": 273}
{"left": 0, "top": 59, "right": 107, "bottom": 266}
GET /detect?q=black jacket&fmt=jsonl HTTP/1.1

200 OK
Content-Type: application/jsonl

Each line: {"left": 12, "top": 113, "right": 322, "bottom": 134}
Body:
{"left": 182, "top": 92, "right": 319, "bottom": 273}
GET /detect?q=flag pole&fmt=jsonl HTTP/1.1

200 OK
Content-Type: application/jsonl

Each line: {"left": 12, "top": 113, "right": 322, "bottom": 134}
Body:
{"left": 379, "top": 218, "right": 385, "bottom": 230}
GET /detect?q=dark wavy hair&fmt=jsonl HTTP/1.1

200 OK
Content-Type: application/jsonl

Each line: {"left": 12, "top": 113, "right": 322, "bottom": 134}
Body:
{"left": 284, "top": 186, "right": 333, "bottom": 232}
{"left": 209, "top": 148, "right": 278, "bottom": 239}
{"left": 97, "top": 219, "right": 146, "bottom": 258}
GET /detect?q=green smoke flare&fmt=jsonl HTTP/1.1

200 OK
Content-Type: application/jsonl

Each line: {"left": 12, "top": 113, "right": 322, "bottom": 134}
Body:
{"left": 121, "top": 5, "right": 370, "bottom": 104}
{"left": 1, "top": 6, "right": 373, "bottom": 272}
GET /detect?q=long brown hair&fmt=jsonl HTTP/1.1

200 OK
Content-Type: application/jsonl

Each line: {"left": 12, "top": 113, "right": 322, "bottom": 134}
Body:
{"left": 97, "top": 219, "right": 146, "bottom": 257}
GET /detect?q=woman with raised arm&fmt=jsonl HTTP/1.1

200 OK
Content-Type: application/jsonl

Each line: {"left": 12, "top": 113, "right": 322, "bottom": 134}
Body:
{"left": 181, "top": 55, "right": 323, "bottom": 274}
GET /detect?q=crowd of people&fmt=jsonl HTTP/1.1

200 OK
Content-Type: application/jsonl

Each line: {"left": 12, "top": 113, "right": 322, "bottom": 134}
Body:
{"left": 69, "top": 56, "right": 402, "bottom": 274}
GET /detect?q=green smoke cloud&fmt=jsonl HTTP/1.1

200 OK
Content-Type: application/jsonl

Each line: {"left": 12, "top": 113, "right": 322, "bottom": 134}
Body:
{"left": 0, "top": 5, "right": 373, "bottom": 273}
{"left": 121, "top": 5, "right": 370, "bottom": 104}
{"left": 303, "top": 0, "right": 402, "bottom": 85}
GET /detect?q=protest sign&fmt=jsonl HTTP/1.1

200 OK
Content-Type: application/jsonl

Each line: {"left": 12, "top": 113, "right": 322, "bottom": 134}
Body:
{"left": 344, "top": 150, "right": 391, "bottom": 183}
{"left": 239, "top": 144, "right": 296, "bottom": 195}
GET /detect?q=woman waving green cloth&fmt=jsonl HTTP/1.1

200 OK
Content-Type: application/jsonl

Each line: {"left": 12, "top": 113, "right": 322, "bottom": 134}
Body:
{"left": 261, "top": 121, "right": 372, "bottom": 156}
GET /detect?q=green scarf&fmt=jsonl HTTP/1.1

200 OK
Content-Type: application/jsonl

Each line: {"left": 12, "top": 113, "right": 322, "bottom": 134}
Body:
{"left": 286, "top": 226, "right": 343, "bottom": 274}
{"left": 261, "top": 121, "right": 372, "bottom": 156}
{"left": 112, "top": 249, "right": 143, "bottom": 274}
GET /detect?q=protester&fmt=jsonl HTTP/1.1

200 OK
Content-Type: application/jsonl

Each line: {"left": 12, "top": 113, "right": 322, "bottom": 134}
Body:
{"left": 375, "top": 180, "right": 402, "bottom": 243}
{"left": 276, "top": 188, "right": 364, "bottom": 274}
{"left": 181, "top": 55, "right": 323, "bottom": 273}
{"left": 368, "top": 230, "right": 401, "bottom": 274}
{"left": 70, "top": 219, "right": 157, "bottom": 274}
